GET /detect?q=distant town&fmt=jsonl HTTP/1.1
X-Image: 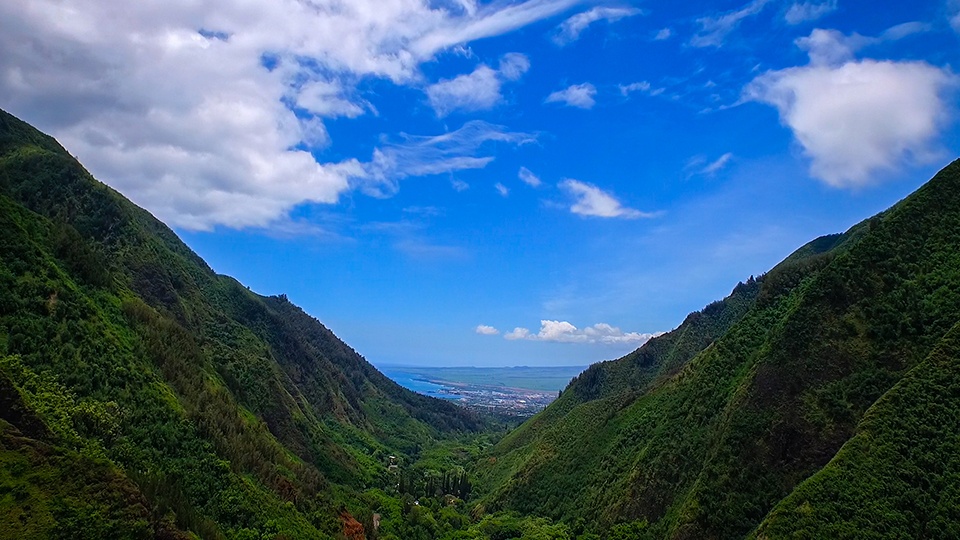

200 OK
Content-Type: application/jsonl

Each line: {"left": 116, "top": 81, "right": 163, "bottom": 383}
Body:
{"left": 426, "top": 379, "right": 559, "bottom": 417}
{"left": 378, "top": 364, "right": 585, "bottom": 417}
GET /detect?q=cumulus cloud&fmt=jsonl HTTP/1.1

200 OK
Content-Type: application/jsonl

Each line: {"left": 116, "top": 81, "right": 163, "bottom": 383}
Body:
{"left": 502, "top": 320, "right": 663, "bottom": 344}
{"left": 691, "top": 0, "right": 771, "bottom": 48}
{"left": 745, "top": 28, "right": 956, "bottom": 188}
{"left": 475, "top": 324, "right": 500, "bottom": 335}
{"left": 504, "top": 327, "right": 532, "bottom": 340}
{"left": 559, "top": 179, "right": 652, "bottom": 219}
{"left": 545, "top": 83, "right": 597, "bottom": 109}
{"left": 427, "top": 66, "right": 502, "bottom": 116}
{"left": 784, "top": 0, "right": 837, "bottom": 25}
{"left": 363, "top": 120, "right": 536, "bottom": 197}
{"left": 426, "top": 52, "right": 530, "bottom": 116}
{"left": 552, "top": 6, "right": 642, "bottom": 46}
{"left": 518, "top": 166, "right": 542, "bottom": 187}
{"left": 0, "top": 0, "right": 575, "bottom": 230}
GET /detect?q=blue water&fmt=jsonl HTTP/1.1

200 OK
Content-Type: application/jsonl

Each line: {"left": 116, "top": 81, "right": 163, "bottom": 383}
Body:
{"left": 379, "top": 368, "right": 459, "bottom": 400}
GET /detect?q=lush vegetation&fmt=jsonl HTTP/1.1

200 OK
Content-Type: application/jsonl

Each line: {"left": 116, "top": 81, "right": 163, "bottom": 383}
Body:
{"left": 478, "top": 159, "right": 960, "bottom": 538}
{"left": 0, "top": 108, "right": 493, "bottom": 538}
{"left": 5, "top": 107, "right": 960, "bottom": 539}
{"left": 753, "top": 321, "right": 960, "bottom": 539}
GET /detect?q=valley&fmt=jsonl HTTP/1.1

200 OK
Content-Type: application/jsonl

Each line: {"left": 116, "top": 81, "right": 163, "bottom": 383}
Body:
{"left": 3, "top": 107, "right": 960, "bottom": 539}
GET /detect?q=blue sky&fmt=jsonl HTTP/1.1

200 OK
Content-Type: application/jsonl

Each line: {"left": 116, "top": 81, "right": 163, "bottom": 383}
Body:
{"left": 2, "top": 0, "right": 959, "bottom": 366}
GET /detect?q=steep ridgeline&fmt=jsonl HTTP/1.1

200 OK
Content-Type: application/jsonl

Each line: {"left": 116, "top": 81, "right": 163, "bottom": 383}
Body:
{"left": 478, "top": 160, "right": 960, "bottom": 539}
{"left": 0, "top": 109, "right": 481, "bottom": 539}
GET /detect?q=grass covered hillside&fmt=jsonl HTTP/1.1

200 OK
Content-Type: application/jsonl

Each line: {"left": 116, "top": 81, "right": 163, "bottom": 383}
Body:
{"left": 0, "top": 109, "right": 483, "bottom": 538}
{"left": 478, "top": 159, "right": 960, "bottom": 539}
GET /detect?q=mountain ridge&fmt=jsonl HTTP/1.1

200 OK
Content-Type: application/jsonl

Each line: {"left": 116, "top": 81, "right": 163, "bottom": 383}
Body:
{"left": 478, "top": 158, "right": 960, "bottom": 538}
{"left": 5, "top": 107, "right": 960, "bottom": 539}
{"left": 0, "top": 108, "right": 482, "bottom": 538}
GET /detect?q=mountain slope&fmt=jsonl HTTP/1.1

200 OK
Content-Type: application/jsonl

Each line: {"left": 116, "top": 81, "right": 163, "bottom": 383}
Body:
{"left": 0, "top": 109, "right": 481, "bottom": 538}
{"left": 753, "top": 320, "right": 960, "bottom": 539}
{"left": 478, "top": 159, "right": 960, "bottom": 539}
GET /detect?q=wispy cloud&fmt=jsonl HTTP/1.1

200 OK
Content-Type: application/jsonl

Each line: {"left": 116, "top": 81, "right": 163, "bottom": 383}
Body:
{"left": 552, "top": 6, "right": 643, "bottom": 46}
{"left": 654, "top": 27, "right": 672, "bottom": 41}
{"left": 559, "top": 179, "right": 653, "bottom": 219}
{"left": 495, "top": 182, "right": 510, "bottom": 197}
{"left": 518, "top": 166, "right": 542, "bottom": 187}
{"left": 701, "top": 153, "right": 734, "bottom": 175}
{"left": 410, "top": 0, "right": 583, "bottom": 59}
{"left": 784, "top": 0, "right": 837, "bottom": 25}
{"left": 690, "top": 0, "right": 771, "bottom": 48}
{"left": 619, "top": 81, "right": 665, "bottom": 97}
{"left": 501, "top": 320, "right": 663, "bottom": 344}
{"left": 363, "top": 121, "right": 536, "bottom": 197}
{"left": 545, "top": 83, "right": 597, "bottom": 108}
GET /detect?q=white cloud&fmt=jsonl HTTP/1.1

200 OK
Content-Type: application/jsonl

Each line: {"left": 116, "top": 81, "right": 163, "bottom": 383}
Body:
{"left": 426, "top": 52, "right": 530, "bottom": 116}
{"left": 504, "top": 327, "right": 532, "bottom": 340}
{"left": 502, "top": 320, "right": 664, "bottom": 344}
{"left": 690, "top": 0, "right": 771, "bottom": 48}
{"left": 518, "top": 166, "right": 542, "bottom": 187}
{"left": 427, "top": 65, "right": 502, "bottom": 116}
{"left": 654, "top": 28, "right": 672, "bottom": 40}
{"left": 619, "top": 81, "right": 650, "bottom": 95}
{"left": 794, "top": 24, "right": 931, "bottom": 68}
{"left": 795, "top": 28, "right": 863, "bottom": 66}
{"left": 495, "top": 182, "right": 510, "bottom": 196}
{"left": 545, "top": 83, "right": 597, "bottom": 109}
{"left": 552, "top": 6, "right": 642, "bottom": 46}
{"left": 784, "top": 0, "right": 837, "bottom": 25}
{"left": 498, "top": 52, "right": 531, "bottom": 81}
{"left": 475, "top": 324, "right": 500, "bottom": 335}
{"left": 559, "top": 179, "right": 652, "bottom": 219}
{"left": 745, "top": 29, "right": 956, "bottom": 188}
{"left": 451, "top": 179, "right": 470, "bottom": 191}
{"left": 363, "top": 120, "right": 536, "bottom": 197}
{"left": 297, "top": 80, "right": 368, "bottom": 118}
{"left": 879, "top": 21, "right": 932, "bottom": 41}
{"left": 409, "top": 0, "right": 583, "bottom": 59}
{"left": 619, "top": 81, "right": 664, "bottom": 97}
{"left": 0, "top": 0, "right": 576, "bottom": 230}
{"left": 701, "top": 153, "right": 734, "bottom": 175}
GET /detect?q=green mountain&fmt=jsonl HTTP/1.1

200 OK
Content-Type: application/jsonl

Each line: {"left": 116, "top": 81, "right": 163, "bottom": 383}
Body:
{"left": 6, "top": 107, "right": 960, "bottom": 540}
{"left": 477, "top": 160, "right": 960, "bottom": 538}
{"left": 0, "top": 109, "right": 482, "bottom": 538}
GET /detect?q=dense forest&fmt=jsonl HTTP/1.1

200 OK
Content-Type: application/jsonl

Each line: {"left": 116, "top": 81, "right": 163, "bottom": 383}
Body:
{"left": 477, "top": 159, "right": 960, "bottom": 538}
{"left": 3, "top": 108, "right": 960, "bottom": 539}
{"left": 0, "top": 109, "right": 515, "bottom": 539}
